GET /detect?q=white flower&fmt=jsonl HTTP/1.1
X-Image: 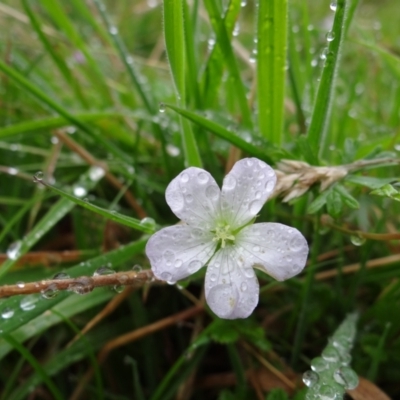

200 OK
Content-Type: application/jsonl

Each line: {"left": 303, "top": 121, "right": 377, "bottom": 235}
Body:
{"left": 145, "top": 158, "right": 309, "bottom": 319}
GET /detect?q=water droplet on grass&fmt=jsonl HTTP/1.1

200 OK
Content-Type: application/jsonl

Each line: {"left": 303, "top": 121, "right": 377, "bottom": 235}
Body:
{"left": 16, "top": 281, "right": 25, "bottom": 288}
{"left": 89, "top": 166, "right": 105, "bottom": 181}
{"left": 302, "top": 370, "right": 319, "bottom": 387}
{"left": 333, "top": 367, "right": 359, "bottom": 389}
{"left": 68, "top": 277, "right": 94, "bottom": 295}
{"left": 7, "top": 241, "right": 22, "bottom": 260}
{"left": 140, "top": 217, "right": 156, "bottom": 230}
{"left": 326, "top": 31, "right": 335, "bottom": 42}
{"left": 53, "top": 272, "right": 70, "bottom": 280}
{"left": 73, "top": 186, "right": 87, "bottom": 197}
{"left": 350, "top": 234, "right": 365, "bottom": 246}
{"left": 330, "top": 1, "right": 337, "bottom": 11}
{"left": 93, "top": 266, "right": 115, "bottom": 276}
{"left": 41, "top": 284, "right": 59, "bottom": 299}
{"left": 1, "top": 307, "right": 14, "bottom": 319}
{"left": 20, "top": 295, "right": 38, "bottom": 311}
{"left": 159, "top": 103, "right": 166, "bottom": 113}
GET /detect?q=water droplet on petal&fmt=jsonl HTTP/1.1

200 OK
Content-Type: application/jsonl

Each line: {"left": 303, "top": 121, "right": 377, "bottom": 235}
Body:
{"left": 249, "top": 200, "right": 262, "bottom": 214}
{"left": 188, "top": 260, "right": 202, "bottom": 273}
{"left": 174, "top": 259, "right": 183, "bottom": 268}
{"left": 244, "top": 268, "right": 255, "bottom": 278}
{"left": 160, "top": 271, "right": 172, "bottom": 281}
{"left": 207, "top": 284, "right": 237, "bottom": 318}
{"left": 1, "top": 307, "right": 14, "bottom": 319}
{"left": 205, "top": 185, "right": 220, "bottom": 200}
{"left": 197, "top": 172, "right": 209, "bottom": 184}
{"left": 240, "top": 282, "right": 248, "bottom": 291}
{"left": 185, "top": 194, "right": 193, "bottom": 203}
{"left": 210, "top": 274, "right": 217, "bottom": 282}
{"left": 180, "top": 173, "right": 189, "bottom": 183}
{"left": 302, "top": 370, "right": 319, "bottom": 387}
{"left": 252, "top": 245, "right": 260, "bottom": 252}
{"left": 163, "top": 250, "right": 175, "bottom": 265}
{"left": 7, "top": 241, "right": 22, "bottom": 260}
{"left": 223, "top": 175, "right": 237, "bottom": 190}
{"left": 20, "top": 295, "right": 38, "bottom": 311}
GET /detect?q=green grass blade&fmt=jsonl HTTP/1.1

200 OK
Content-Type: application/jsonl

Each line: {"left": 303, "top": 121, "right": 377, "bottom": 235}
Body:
{"left": 40, "top": 0, "right": 113, "bottom": 106}
{"left": 166, "top": 104, "right": 273, "bottom": 163}
{"left": 203, "top": 0, "right": 252, "bottom": 128}
{"left": 0, "top": 60, "right": 128, "bottom": 163}
{"left": 163, "top": 0, "right": 202, "bottom": 167}
{"left": 2, "top": 334, "right": 64, "bottom": 400}
{"left": 306, "top": 0, "right": 352, "bottom": 158}
{"left": 200, "top": 0, "right": 241, "bottom": 107}
{"left": 36, "top": 179, "right": 155, "bottom": 233}
{"left": 257, "top": 0, "right": 288, "bottom": 145}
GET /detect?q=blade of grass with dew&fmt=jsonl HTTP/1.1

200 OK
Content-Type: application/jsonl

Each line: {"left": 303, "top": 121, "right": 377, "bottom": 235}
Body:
{"left": 0, "top": 237, "right": 147, "bottom": 336}
{"left": 40, "top": 0, "right": 113, "bottom": 107}
{"left": 166, "top": 104, "right": 273, "bottom": 163}
{"left": 92, "top": 0, "right": 172, "bottom": 175}
{"left": 163, "top": 0, "right": 202, "bottom": 167}
{"left": 36, "top": 179, "right": 154, "bottom": 233}
{"left": 0, "top": 289, "right": 114, "bottom": 360}
{"left": 21, "top": 0, "right": 88, "bottom": 109}
{"left": 0, "top": 167, "right": 106, "bottom": 279}
{"left": 307, "top": 0, "right": 352, "bottom": 158}
{"left": 200, "top": 0, "right": 241, "bottom": 107}
{"left": 257, "top": 0, "right": 288, "bottom": 145}
{"left": 203, "top": 0, "right": 252, "bottom": 128}
{"left": 0, "top": 60, "right": 129, "bottom": 164}
{"left": 2, "top": 334, "right": 63, "bottom": 400}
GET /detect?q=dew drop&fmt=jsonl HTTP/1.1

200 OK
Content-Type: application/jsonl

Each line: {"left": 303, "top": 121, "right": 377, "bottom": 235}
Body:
{"left": 8, "top": 167, "right": 18, "bottom": 175}
{"left": 350, "top": 234, "right": 365, "bottom": 246}
{"left": 163, "top": 250, "right": 175, "bottom": 264}
{"left": 7, "top": 240, "right": 22, "bottom": 260}
{"left": 223, "top": 175, "right": 237, "bottom": 190}
{"left": 210, "top": 274, "right": 217, "bottom": 282}
{"left": 240, "top": 282, "right": 247, "bottom": 292}
{"left": 302, "top": 370, "right": 319, "bottom": 387}
{"left": 333, "top": 367, "right": 359, "bottom": 390}
{"left": 53, "top": 272, "right": 70, "bottom": 280}
{"left": 41, "top": 283, "right": 59, "bottom": 299}
{"left": 322, "top": 346, "right": 340, "bottom": 362}
{"left": 68, "top": 277, "right": 94, "bottom": 295}
{"left": 249, "top": 200, "right": 262, "bottom": 214}
{"left": 132, "top": 265, "right": 142, "bottom": 273}
{"left": 289, "top": 235, "right": 304, "bottom": 251}
{"left": 326, "top": 31, "right": 335, "bottom": 42}
{"left": 319, "top": 385, "right": 337, "bottom": 400}
{"left": 330, "top": 1, "right": 337, "bottom": 11}
{"left": 93, "top": 266, "right": 115, "bottom": 276}
{"left": 159, "top": 102, "right": 166, "bottom": 113}
{"left": 1, "top": 307, "right": 14, "bottom": 319}
{"left": 174, "top": 259, "right": 183, "bottom": 268}
{"left": 185, "top": 194, "right": 194, "bottom": 203}
{"left": 180, "top": 173, "right": 189, "bottom": 183}
{"left": 20, "top": 295, "right": 38, "bottom": 311}
{"left": 66, "top": 126, "right": 76, "bottom": 134}
{"left": 89, "top": 166, "right": 105, "bottom": 181}
{"left": 255, "top": 191, "right": 262, "bottom": 200}
{"left": 244, "top": 268, "right": 254, "bottom": 278}
{"left": 16, "top": 281, "right": 25, "bottom": 288}
{"left": 33, "top": 171, "right": 44, "bottom": 182}
{"left": 320, "top": 47, "right": 329, "bottom": 60}
{"left": 311, "top": 356, "right": 329, "bottom": 372}
{"left": 197, "top": 172, "right": 209, "bottom": 184}
{"left": 160, "top": 271, "right": 172, "bottom": 281}
{"left": 205, "top": 185, "right": 220, "bottom": 200}
{"left": 140, "top": 217, "right": 156, "bottom": 230}
{"left": 188, "top": 260, "right": 202, "bottom": 273}
{"left": 113, "top": 285, "right": 125, "bottom": 293}
{"left": 73, "top": 186, "right": 87, "bottom": 197}
{"left": 109, "top": 26, "right": 118, "bottom": 35}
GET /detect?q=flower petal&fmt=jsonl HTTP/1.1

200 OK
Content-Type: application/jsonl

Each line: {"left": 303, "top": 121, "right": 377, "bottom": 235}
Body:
{"left": 165, "top": 167, "right": 221, "bottom": 229}
{"left": 205, "top": 247, "right": 259, "bottom": 319}
{"left": 236, "top": 223, "right": 308, "bottom": 281}
{"left": 220, "top": 158, "right": 276, "bottom": 228}
{"left": 146, "top": 225, "right": 217, "bottom": 283}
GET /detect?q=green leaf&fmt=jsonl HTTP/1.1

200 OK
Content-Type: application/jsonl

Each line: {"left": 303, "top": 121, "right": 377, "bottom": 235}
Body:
{"left": 265, "top": 388, "right": 289, "bottom": 400}
{"left": 327, "top": 188, "right": 343, "bottom": 217}
{"left": 346, "top": 175, "right": 397, "bottom": 189}
{"left": 335, "top": 185, "right": 359, "bottom": 209}
{"left": 307, "top": 190, "right": 330, "bottom": 214}
{"left": 208, "top": 320, "right": 240, "bottom": 344}
{"left": 371, "top": 184, "right": 400, "bottom": 202}
{"left": 257, "top": 0, "right": 288, "bottom": 145}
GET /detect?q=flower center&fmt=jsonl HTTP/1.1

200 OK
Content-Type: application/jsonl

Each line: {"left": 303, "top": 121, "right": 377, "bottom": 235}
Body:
{"left": 212, "top": 224, "right": 235, "bottom": 248}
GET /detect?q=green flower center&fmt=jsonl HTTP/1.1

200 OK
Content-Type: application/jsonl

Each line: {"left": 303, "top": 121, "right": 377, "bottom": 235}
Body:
{"left": 212, "top": 224, "right": 235, "bottom": 248}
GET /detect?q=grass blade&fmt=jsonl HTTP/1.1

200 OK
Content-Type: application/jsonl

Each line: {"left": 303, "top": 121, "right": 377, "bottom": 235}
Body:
{"left": 306, "top": 0, "right": 352, "bottom": 158}
{"left": 257, "top": 0, "right": 288, "bottom": 145}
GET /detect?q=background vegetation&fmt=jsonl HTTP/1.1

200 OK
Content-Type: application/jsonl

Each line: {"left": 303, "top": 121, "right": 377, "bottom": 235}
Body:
{"left": 0, "top": 0, "right": 399, "bottom": 399}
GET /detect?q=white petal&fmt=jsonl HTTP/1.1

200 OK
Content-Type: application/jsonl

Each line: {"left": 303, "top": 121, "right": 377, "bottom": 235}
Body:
{"left": 165, "top": 167, "right": 221, "bottom": 229}
{"left": 235, "top": 223, "right": 308, "bottom": 281}
{"left": 205, "top": 247, "right": 259, "bottom": 319}
{"left": 146, "top": 225, "right": 217, "bottom": 283}
{"left": 220, "top": 158, "right": 276, "bottom": 228}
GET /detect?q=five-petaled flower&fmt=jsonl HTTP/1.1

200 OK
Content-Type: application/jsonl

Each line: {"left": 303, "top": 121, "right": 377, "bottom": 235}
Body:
{"left": 145, "top": 158, "right": 309, "bottom": 319}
